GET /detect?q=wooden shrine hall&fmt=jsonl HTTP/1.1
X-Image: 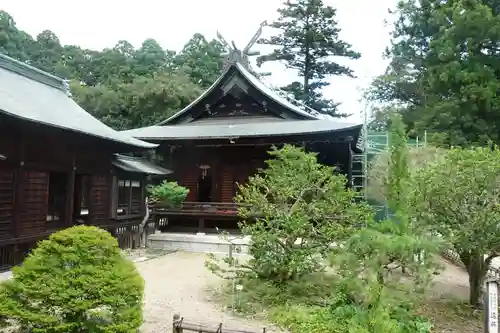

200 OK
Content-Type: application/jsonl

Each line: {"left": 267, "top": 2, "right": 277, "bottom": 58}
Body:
{"left": 0, "top": 53, "right": 170, "bottom": 269}
{"left": 123, "top": 59, "right": 363, "bottom": 233}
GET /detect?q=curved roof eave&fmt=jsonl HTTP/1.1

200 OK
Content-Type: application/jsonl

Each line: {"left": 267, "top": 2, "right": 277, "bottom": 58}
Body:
{"left": 0, "top": 107, "right": 157, "bottom": 150}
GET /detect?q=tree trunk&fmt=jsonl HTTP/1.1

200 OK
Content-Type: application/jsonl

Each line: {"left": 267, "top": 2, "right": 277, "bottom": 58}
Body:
{"left": 460, "top": 250, "right": 486, "bottom": 308}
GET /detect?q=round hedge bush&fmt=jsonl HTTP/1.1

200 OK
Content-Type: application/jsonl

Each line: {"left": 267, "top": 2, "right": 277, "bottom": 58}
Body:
{"left": 0, "top": 225, "right": 144, "bottom": 333}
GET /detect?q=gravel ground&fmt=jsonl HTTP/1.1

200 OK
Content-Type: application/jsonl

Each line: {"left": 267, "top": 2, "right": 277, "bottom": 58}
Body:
{"left": 136, "top": 251, "right": 278, "bottom": 333}
{"left": 0, "top": 251, "right": 477, "bottom": 333}
{"left": 135, "top": 251, "right": 477, "bottom": 333}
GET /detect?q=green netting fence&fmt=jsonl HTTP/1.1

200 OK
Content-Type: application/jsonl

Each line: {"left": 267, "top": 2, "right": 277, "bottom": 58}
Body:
{"left": 364, "top": 131, "right": 424, "bottom": 221}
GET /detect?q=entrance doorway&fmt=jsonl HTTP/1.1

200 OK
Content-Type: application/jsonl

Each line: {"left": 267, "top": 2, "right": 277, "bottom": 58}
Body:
{"left": 197, "top": 165, "right": 212, "bottom": 202}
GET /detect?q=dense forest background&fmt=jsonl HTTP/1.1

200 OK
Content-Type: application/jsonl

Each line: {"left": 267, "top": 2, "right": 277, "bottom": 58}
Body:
{"left": 7, "top": 0, "right": 500, "bottom": 148}
{"left": 0, "top": 0, "right": 361, "bottom": 128}
{"left": 0, "top": 10, "right": 225, "bottom": 130}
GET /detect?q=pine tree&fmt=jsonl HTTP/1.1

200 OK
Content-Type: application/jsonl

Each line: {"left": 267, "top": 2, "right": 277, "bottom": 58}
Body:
{"left": 257, "top": 0, "right": 360, "bottom": 117}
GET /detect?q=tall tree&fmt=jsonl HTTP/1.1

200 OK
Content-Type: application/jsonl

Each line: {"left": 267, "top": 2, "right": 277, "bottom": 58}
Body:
{"left": 367, "top": 105, "right": 399, "bottom": 132}
{"left": 420, "top": 0, "right": 500, "bottom": 146}
{"left": 133, "top": 38, "right": 173, "bottom": 76}
{"left": 174, "top": 33, "right": 224, "bottom": 88}
{"left": 0, "top": 10, "right": 35, "bottom": 62}
{"left": 370, "top": 0, "right": 500, "bottom": 147}
{"left": 30, "top": 30, "right": 64, "bottom": 74}
{"left": 257, "top": 0, "right": 360, "bottom": 116}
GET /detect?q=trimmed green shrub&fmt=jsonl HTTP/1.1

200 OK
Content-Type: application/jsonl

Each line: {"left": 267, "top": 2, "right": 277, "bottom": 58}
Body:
{"left": 0, "top": 225, "right": 144, "bottom": 333}
{"left": 148, "top": 180, "right": 189, "bottom": 207}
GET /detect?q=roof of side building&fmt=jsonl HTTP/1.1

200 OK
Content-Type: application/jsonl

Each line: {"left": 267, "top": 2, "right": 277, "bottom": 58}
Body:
{"left": 0, "top": 53, "right": 156, "bottom": 149}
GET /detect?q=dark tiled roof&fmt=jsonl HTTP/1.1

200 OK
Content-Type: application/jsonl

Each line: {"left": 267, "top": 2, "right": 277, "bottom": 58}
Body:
{"left": 123, "top": 61, "right": 362, "bottom": 141}
{"left": 121, "top": 118, "right": 362, "bottom": 141}
{"left": 113, "top": 155, "right": 172, "bottom": 175}
{"left": 0, "top": 53, "right": 156, "bottom": 149}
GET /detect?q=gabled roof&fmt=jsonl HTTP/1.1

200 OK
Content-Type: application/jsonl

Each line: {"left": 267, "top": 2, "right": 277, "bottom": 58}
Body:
{"left": 157, "top": 62, "right": 319, "bottom": 126}
{"left": 0, "top": 53, "right": 156, "bottom": 149}
{"left": 113, "top": 154, "right": 172, "bottom": 175}
{"left": 122, "top": 61, "right": 362, "bottom": 143}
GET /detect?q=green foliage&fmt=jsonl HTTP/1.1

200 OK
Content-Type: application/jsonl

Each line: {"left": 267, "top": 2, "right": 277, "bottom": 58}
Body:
{"left": 0, "top": 226, "right": 144, "bottom": 333}
{"left": 71, "top": 71, "right": 202, "bottom": 130}
{"left": 369, "top": 0, "right": 500, "bottom": 146}
{"left": 147, "top": 181, "right": 189, "bottom": 208}
{"left": 410, "top": 146, "right": 500, "bottom": 306}
{"left": 174, "top": 33, "right": 225, "bottom": 88}
{"left": 386, "top": 114, "right": 410, "bottom": 213}
{"left": 215, "top": 122, "right": 441, "bottom": 332}
{"left": 257, "top": 0, "right": 360, "bottom": 116}
{"left": 329, "top": 115, "right": 441, "bottom": 329}
{"left": 0, "top": 11, "right": 224, "bottom": 130}
{"left": 223, "top": 272, "right": 433, "bottom": 333}
{"left": 206, "top": 132, "right": 445, "bottom": 332}
{"left": 270, "top": 302, "right": 432, "bottom": 333}
{"left": 207, "top": 144, "right": 373, "bottom": 283}
{"left": 367, "top": 106, "right": 398, "bottom": 132}
{"left": 367, "top": 146, "right": 443, "bottom": 203}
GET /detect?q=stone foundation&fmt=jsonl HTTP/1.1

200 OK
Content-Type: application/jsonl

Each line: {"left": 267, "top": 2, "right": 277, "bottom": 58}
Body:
{"left": 148, "top": 232, "right": 250, "bottom": 254}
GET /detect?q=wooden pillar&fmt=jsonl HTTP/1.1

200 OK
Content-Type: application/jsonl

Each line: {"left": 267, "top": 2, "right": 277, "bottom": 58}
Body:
{"left": 140, "top": 176, "right": 147, "bottom": 216}
{"left": 65, "top": 154, "right": 76, "bottom": 226}
{"left": 12, "top": 141, "right": 25, "bottom": 238}
{"left": 347, "top": 140, "right": 353, "bottom": 188}
{"left": 198, "top": 218, "right": 205, "bottom": 233}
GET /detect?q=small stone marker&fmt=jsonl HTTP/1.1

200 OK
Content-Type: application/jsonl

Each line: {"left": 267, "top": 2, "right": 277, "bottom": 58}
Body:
{"left": 485, "top": 279, "right": 499, "bottom": 333}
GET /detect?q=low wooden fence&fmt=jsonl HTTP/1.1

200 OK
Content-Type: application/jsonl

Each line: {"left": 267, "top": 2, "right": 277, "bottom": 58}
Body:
{"left": 0, "top": 217, "right": 168, "bottom": 270}
{"left": 151, "top": 202, "right": 242, "bottom": 217}
{"left": 172, "top": 314, "right": 266, "bottom": 333}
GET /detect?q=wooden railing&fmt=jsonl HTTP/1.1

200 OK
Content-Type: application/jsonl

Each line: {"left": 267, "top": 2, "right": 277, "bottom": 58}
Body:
{"left": 150, "top": 201, "right": 243, "bottom": 217}
{"left": 173, "top": 314, "right": 265, "bottom": 333}
{"left": 0, "top": 218, "right": 162, "bottom": 271}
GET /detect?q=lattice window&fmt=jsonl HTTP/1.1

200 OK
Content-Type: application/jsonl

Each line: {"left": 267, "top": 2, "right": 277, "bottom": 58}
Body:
{"left": 116, "top": 179, "right": 142, "bottom": 217}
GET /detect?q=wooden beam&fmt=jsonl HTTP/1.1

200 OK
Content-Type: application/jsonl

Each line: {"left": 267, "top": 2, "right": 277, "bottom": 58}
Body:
{"left": 192, "top": 139, "right": 350, "bottom": 148}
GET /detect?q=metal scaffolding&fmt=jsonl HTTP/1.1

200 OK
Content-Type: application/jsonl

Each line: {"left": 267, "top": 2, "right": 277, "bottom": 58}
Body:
{"left": 352, "top": 105, "right": 427, "bottom": 220}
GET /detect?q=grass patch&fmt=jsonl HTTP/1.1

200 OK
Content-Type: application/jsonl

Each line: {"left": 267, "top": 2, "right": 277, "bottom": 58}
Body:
{"left": 227, "top": 273, "right": 339, "bottom": 314}
{"left": 417, "top": 299, "right": 482, "bottom": 333}
{"left": 215, "top": 273, "right": 482, "bottom": 333}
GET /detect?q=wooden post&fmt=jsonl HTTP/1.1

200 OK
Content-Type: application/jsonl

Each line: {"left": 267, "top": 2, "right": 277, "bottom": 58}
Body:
{"left": 347, "top": 140, "right": 353, "bottom": 188}
{"left": 485, "top": 279, "right": 499, "bottom": 333}
{"left": 65, "top": 154, "right": 76, "bottom": 226}
{"left": 173, "top": 314, "right": 183, "bottom": 333}
{"left": 198, "top": 218, "right": 205, "bottom": 233}
{"left": 12, "top": 140, "right": 25, "bottom": 238}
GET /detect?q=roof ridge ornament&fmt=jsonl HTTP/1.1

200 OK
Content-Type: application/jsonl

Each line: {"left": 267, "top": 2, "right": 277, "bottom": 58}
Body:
{"left": 217, "top": 21, "right": 270, "bottom": 77}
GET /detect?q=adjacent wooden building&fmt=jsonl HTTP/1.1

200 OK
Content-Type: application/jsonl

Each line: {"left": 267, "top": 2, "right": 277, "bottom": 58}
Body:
{"left": 123, "top": 60, "right": 363, "bottom": 232}
{"left": 0, "top": 54, "right": 170, "bottom": 269}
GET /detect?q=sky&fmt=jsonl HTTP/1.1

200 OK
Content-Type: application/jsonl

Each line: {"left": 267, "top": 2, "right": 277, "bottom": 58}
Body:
{"left": 2, "top": 0, "right": 398, "bottom": 123}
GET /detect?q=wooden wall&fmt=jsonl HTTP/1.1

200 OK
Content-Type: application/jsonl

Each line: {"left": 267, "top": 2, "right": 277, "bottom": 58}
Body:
{"left": 0, "top": 168, "right": 14, "bottom": 240}
{"left": 0, "top": 122, "right": 134, "bottom": 245}
{"left": 170, "top": 145, "right": 268, "bottom": 203}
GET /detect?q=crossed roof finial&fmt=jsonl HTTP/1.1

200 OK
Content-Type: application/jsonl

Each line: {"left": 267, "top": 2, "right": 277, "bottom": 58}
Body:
{"left": 217, "top": 21, "right": 267, "bottom": 69}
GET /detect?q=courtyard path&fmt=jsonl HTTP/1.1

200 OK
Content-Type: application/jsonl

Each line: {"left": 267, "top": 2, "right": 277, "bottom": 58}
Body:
{"left": 136, "top": 251, "right": 278, "bottom": 333}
